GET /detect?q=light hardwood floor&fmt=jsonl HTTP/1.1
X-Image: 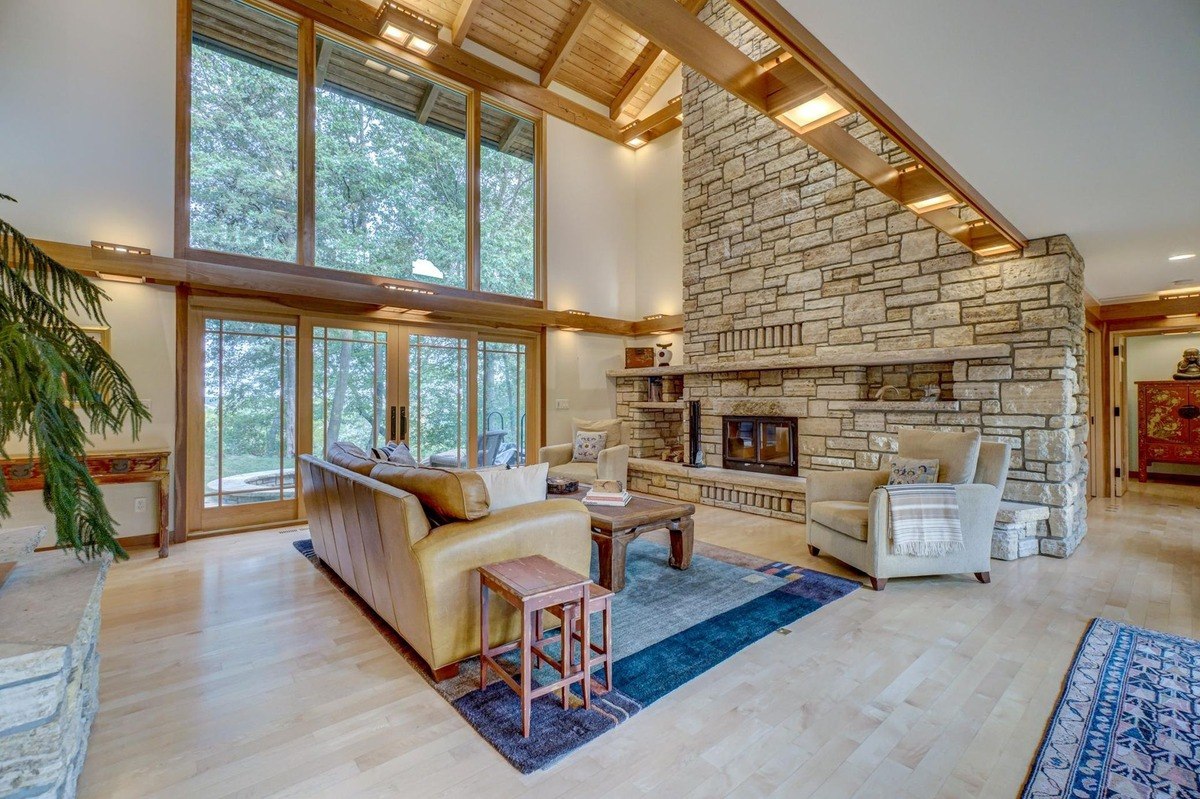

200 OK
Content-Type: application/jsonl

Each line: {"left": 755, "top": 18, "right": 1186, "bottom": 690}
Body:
{"left": 78, "top": 482, "right": 1200, "bottom": 798}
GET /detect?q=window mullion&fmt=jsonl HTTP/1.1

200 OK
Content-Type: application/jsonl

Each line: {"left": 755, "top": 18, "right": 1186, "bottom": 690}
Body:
{"left": 467, "top": 91, "right": 481, "bottom": 292}
{"left": 298, "top": 17, "right": 316, "bottom": 266}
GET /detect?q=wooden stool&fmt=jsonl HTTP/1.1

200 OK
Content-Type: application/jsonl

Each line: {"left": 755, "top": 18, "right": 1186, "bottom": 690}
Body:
{"left": 478, "top": 555, "right": 592, "bottom": 738}
{"left": 541, "top": 585, "right": 614, "bottom": 694}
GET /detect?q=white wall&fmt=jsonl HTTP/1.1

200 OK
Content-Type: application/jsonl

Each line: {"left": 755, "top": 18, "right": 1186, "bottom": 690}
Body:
{"left": 1126, "top": 333, "right": 1200, "bottom": 477}
{"left": 0, "top": 0, "right": 177, "bottom": 541}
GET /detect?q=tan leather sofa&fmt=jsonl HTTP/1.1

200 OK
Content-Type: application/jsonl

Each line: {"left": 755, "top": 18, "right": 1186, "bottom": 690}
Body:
{"left": 806, "top": 430, "right": 1011, "bottom": 590}
{"left": 299, "top": 453, "right": 592, "bottom": 680}
{"left": 538, "top": 418, "right": 629, "bottom": 487}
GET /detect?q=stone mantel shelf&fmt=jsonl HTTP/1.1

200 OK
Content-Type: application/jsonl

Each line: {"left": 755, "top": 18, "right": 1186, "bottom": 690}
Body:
{"left": 831, "top": 400, "right": 962, "bottom": 412}
{"left": 628, "top": 401, "right": 687, "bottom": 410}
{"left": 606, "top": 344, "right": 1012, "bottom": 378}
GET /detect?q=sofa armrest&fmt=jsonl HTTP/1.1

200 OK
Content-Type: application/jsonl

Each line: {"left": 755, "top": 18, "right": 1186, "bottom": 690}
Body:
{"left": 538, "top": 443, "right": 574, "bottom": 468}
{"left": 807, "top": 469, "right": 888, "bottom": 504}
{"left": 867, "top": 482, "right": 999, "bottom": 564}
{"left": 596, "top": 444, "right": 629, "bottom": 485}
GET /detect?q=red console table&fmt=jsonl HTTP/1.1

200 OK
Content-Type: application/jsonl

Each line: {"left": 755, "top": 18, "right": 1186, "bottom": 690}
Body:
{"left": 1136, "top": 381, "right": 1200, "bottom": 482}
{"left": 0, "top": 450, "right": 171, "bottom": 557}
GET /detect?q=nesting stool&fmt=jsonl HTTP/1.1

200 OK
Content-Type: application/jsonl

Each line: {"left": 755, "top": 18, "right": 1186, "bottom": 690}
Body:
{"left": 542, "top": 584, "right": 614, "bottom": 694}
{"left": 477, "top": 555, "right": 592, "bottom": 737}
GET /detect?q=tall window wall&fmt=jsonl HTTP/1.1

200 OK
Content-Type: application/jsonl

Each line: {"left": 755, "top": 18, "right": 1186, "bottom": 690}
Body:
{"left": 186, "top": 0, "right": 539, "bottom": 300}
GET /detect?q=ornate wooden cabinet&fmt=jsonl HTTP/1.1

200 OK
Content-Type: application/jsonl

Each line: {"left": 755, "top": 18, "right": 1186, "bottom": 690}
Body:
{"left": 1136, "top": 381, "right": 1200, "bottom": 481}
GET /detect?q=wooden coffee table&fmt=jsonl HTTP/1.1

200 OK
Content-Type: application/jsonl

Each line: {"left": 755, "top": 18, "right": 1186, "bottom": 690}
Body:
{"left": 568, "top": 488, "right": 695, "bottom": 592}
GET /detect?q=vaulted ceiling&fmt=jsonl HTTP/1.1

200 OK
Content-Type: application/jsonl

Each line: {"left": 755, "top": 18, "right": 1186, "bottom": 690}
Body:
{"left": 383, "top": 0, "right": 686, "bottom": 124}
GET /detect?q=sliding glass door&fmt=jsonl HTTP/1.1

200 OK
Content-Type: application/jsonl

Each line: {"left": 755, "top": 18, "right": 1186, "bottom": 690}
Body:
{"left": 198, "top": 315, "right": 298, "bottom": 530}
{"left": 189, "top": 305, "right": 539, "bottom": 534}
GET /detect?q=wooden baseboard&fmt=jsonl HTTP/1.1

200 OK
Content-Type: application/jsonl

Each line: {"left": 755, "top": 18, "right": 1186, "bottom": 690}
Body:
{"left": 188, "top": 518, "right": 308, "bottom": 540}
{"left": 36, "top": 532, "right": 160, "bottom": 553}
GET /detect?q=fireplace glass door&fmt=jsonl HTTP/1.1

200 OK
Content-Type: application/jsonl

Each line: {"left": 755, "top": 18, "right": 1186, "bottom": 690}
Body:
{"left": 723, "top": 416, "right": 798, "bottom": 476}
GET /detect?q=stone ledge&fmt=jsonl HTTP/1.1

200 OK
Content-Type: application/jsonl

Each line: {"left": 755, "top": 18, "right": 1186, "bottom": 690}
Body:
{"left": 630, "top": 458, "right": 807, "bottom": 494}
{"left": 0, "top": 526, "right": 47, "bottom": 563}
{"left": 830, "top": 400, "right": 961, "bottom": 412}
{"left": 628, "top": 401, "right": 687, "bottom": 410}
{"left": 996, "top": 501, "right": 1051, "bottom": 525}
{"left": 607, "top": 344, "right": 1011, "bottom": 378}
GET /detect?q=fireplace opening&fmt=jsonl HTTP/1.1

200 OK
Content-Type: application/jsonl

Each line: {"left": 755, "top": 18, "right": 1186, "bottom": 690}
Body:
{"left": 722, "top": 416, "right": 798, "bottom": 477}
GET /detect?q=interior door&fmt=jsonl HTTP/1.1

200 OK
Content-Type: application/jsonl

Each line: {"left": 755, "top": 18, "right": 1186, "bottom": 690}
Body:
{"left": 1111, "top": 336, "right": 1128, "bottom": 497}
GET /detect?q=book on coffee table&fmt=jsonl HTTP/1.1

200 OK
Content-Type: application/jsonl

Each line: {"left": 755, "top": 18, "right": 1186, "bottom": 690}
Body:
{"left": 582, "top": 489, "right": 632, "bottom": 507}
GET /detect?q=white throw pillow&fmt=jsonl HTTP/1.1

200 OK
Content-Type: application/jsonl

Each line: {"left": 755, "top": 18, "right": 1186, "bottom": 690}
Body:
{"left": 572, "top": 431, "right": 607, "bottom": 463}
{"left": 477, "top": 463, "right": 549, "bottom": 511}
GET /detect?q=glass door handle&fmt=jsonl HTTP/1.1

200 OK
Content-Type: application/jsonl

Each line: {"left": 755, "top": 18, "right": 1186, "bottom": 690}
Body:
{"left": 391, "top": 406, "right": 408, "bottom": 441}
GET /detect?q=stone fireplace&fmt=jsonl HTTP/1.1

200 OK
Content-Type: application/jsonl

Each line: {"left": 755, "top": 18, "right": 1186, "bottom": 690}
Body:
{"left": 723, "top": 416, "right": 798, "bottom": 476}
{"left": 613, "top": 0, "right": 1090, "bottom": 560}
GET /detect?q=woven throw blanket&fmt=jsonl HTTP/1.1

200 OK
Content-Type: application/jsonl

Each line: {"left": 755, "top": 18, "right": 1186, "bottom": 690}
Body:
{"left": 884, "top": 483, "right": 963, "bottom": 557}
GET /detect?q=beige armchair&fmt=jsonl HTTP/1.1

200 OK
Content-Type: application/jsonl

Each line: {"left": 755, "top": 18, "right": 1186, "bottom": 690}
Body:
{"left": 806, "top": 430, "right": 1010, "bottom": 590}
{"left": 538, "top": 418, "right": 629, "bottom": 487}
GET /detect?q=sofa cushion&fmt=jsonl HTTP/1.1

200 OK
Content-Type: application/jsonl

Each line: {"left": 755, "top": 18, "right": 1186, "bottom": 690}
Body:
{"left": 809, "top": 500, "right": 869, "bottom": 541}
{"left": 572, "top": 431, "right": 607, "bottom": 463}
{"left": 326, "top": 441, "right": 377, "bottom": 476}
{"left": 547, "top": 461, "right": 598, "bottom": 484}
{"left": 572, "top": 417, "right": 623, "bottom": 448}
{"left": 386, "top": 441, "right": 419, "bottom": 467}
{"left": 370, "top": 463, "right": 490, "bottom": 526}
{"left": 887, "top": 457, "right": 940, "bottom": 485}
{"left": 897, "top": 429, "right": 981, "bottom": 484}
{"left": 477, "top": 463, "right": 549, "bottom": 511}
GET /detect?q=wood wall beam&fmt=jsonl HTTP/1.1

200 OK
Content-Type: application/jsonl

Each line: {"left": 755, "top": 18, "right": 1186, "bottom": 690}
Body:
{"left": 630, "top": 314, "right": 685, "bottom": 336}
{"left": 451, "top": 0, "right": 486, "bottom": 46}
{"left": 588, "top": 0, "right": 769, "bottom": 112}
{"left": 38, "top": 240, "right": 643, "bottom": 337}
{"left": 621, "top": 95, "right": 682, "bottom": 144}
{"left": 608, "top": 0, "right": 705, "bottom": 121}
{"left": 727, "top": 0, "right": 1027, "bottom": 251}
{"left": 540, "top": 1, "right": 596, "bottom": 87}
{"left": 273, "top": 0, "right": 624, "bottom": 141}
{"left": 1100, "top": 295, "right": 1200, "bottom": 323}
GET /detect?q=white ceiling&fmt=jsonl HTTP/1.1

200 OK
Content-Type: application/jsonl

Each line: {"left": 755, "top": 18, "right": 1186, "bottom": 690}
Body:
{"left": 779, "top": 0, "right": 1200, "bottom": 302}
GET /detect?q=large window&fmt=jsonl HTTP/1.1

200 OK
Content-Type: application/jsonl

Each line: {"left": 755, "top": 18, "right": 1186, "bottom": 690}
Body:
{"left": 185, "top": 1, "right": 539, "bottom": 299}
{"left": 190, "top": 0, "right": 298, "bottom": 261}
{"left": 315, "top": 38, "right": 468, "bottom": 287}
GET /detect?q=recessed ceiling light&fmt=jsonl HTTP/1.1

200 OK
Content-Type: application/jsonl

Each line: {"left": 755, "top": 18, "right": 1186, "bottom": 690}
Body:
{"left": 905, "top": 193, "right": 958, "bottom": 214}
{"left": 1169, "top": 253, "right": 1197, "bottom": 262}
{"left": 626, "top": 136, "right": 646, "bottom": 149}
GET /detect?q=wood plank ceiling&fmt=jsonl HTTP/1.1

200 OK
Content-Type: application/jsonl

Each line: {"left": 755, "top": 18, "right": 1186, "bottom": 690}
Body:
{"left": 384, "top": 0, "right": 685, "bottom": 124}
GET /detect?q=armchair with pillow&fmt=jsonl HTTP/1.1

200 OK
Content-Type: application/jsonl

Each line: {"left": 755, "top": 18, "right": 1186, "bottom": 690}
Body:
{"left": 806, "top": 429, "right": 1011, "bottom": 590}
{"left": 538, "top": 418, "right": 629, "bottom": 488}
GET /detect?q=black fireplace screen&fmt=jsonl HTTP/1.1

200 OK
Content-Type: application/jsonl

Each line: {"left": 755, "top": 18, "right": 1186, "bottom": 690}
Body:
{"left": 722, "top": 416, "right": 798, "bottom": 477}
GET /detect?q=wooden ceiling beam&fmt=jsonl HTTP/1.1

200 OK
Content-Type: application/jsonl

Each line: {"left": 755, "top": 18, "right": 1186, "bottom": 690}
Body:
{"left": 608, "top": 0, "right": 705, "bottom": 121}
{"left": 313, "top": 36, "right": 333, "bottom": 88}
{"left": 588, "top": 0, "right": 769, "bottom": 112}
{"left": 539, "top": 1, "right": 597, "bottom": 88}
{"left": 498, "top": 117, "right": 523, "bottom": 152}
{"left": 416, "top": 83, "right": 441, "bottom": 124}
{"left": 451, "top": 0, "right": 486, "bottom": 46}
{"left": 38, "top": 240, "right": 647, "bottom": 336}
{"left": 621, "top": 95, "right": 682, "bottom": 144}
{"left": 727, "top": 0, "right": 1027, "bottom": 252}
{"left": 271, "top": 0, "right": 625, "bottom": 142}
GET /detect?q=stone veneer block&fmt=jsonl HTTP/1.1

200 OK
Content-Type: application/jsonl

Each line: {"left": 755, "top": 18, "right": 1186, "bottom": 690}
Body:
{"left": 0, "top": 550, "right": 110, "bottom": 799}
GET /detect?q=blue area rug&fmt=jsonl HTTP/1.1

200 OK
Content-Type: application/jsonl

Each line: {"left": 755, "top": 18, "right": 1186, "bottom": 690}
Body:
{"left": 293, "top": 535, "right": 857, "bottom": 773}
{"left": 1022, "top": 618, "right": 1200, "bottom": 798}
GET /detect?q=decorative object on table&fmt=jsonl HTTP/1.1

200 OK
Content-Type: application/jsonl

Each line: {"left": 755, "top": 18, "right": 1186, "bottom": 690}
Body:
{"left": 660, "top": 444, "right": 685, "bottom": 463}
{"left": 477, "top": 555, "right": 593, "bottom": 738}
{"left": 592, "top": 479, "right": 624, "bottom": 494}
{"left": 0, "top": 193, "right": 150, "bottom": 562}
{"left": 546, "top": 477, "right": 578, "bottom": 495}
{"left": 571, "top": 431, "right": 607, "bottom": 463}
{"left": 293, "top": 533, "right": 858, "bottom": 773}
{"left": 684, "top": 400, "right": 706, "bottom": 468}
{"left": 654, "top": 341, "right": 673, "bottom": 367}
{"left": 1021, "top": 618, "right": 1200, "bottom": 799}
{"left": 1135, "top": 380, "right": 1200, "bottom": 480}
{"left": 1173, "top": 347, "right": 1200, "bottom": 379}
{"left": 582, "top": 484, "right": 632, "bottom": 507}
{"left": 920, "top": 383, "right": 941, "bottom": 402}
{"left": 624, "top": 346, "right": 654, "bottom": 369}
{"left": 647, "top": 375, "right": 663, "bottom": 402}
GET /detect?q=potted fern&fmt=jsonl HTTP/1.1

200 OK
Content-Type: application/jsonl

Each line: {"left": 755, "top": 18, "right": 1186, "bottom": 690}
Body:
{"left": 0, "top": 193, "right": 150, "bottom": 562}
